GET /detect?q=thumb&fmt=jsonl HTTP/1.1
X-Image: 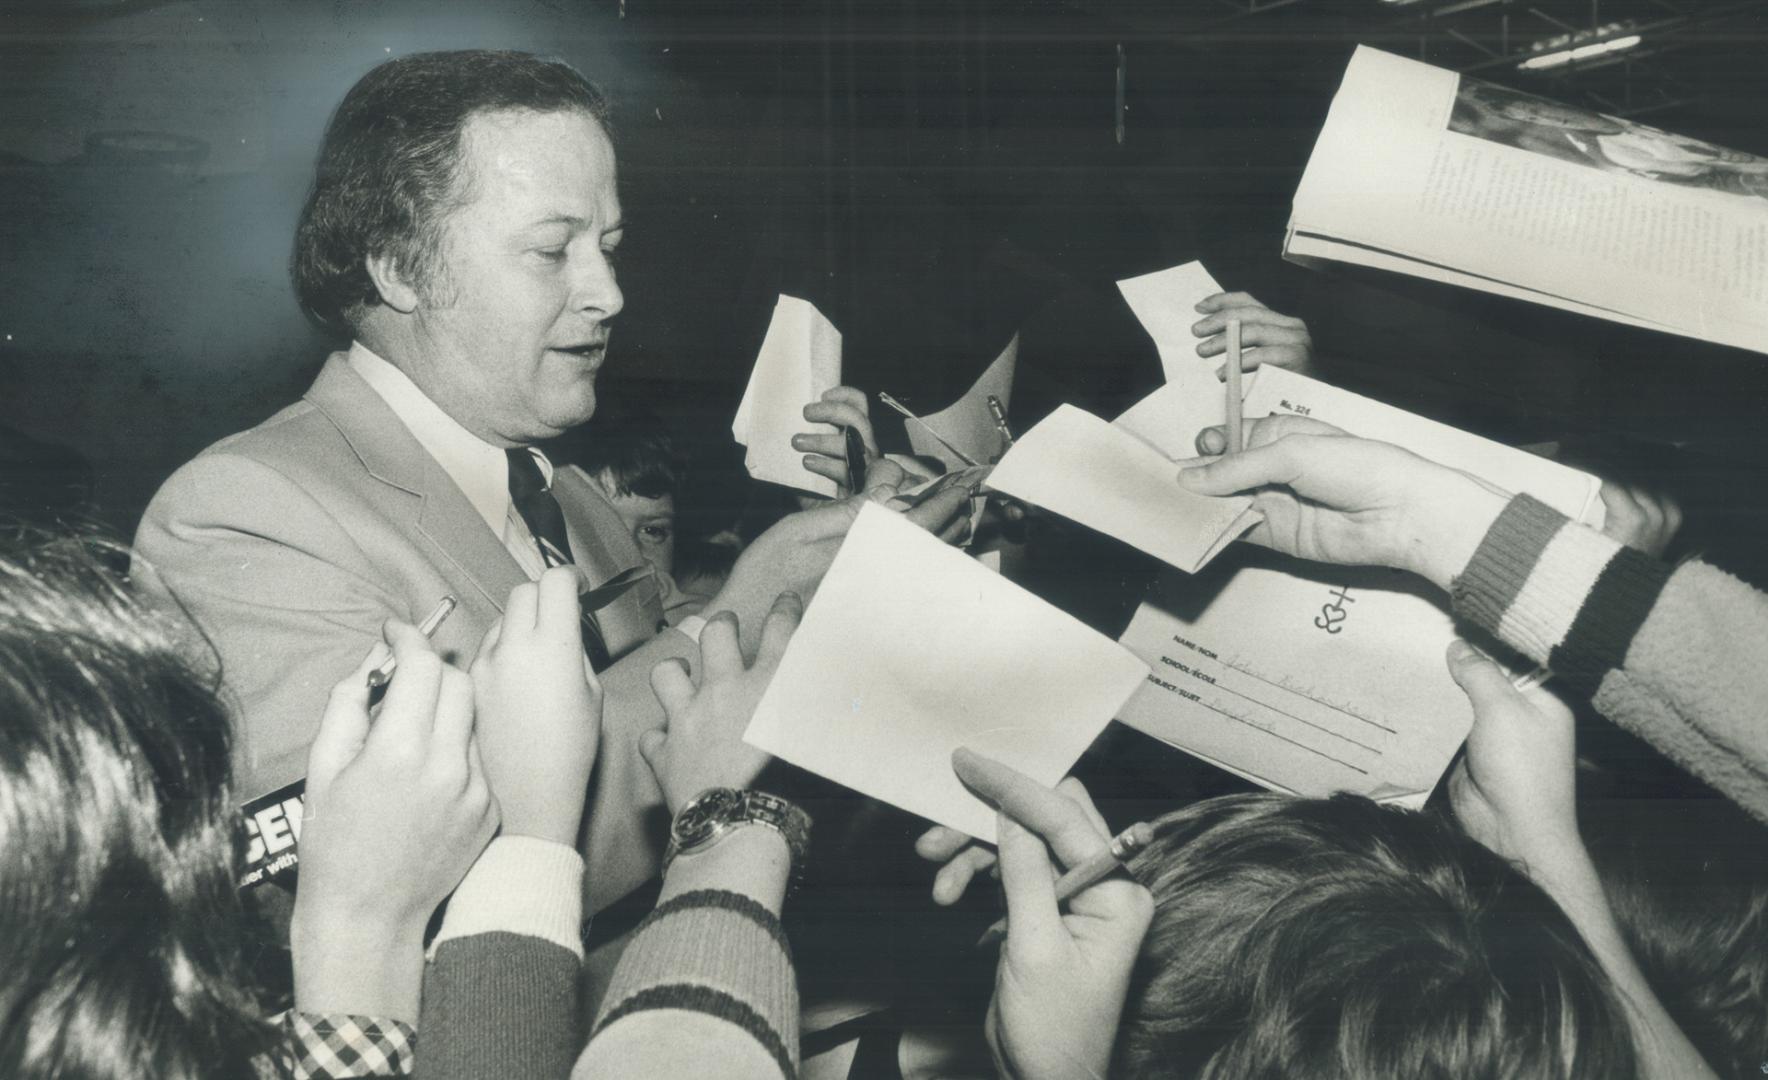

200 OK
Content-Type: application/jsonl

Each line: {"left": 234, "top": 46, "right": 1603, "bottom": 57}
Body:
{"left": 1176, "top": 437, "right": 1303, "bottom": 497}
{"left": 1445, "top": 639, "right": 1521, "bottom": 718}
{"left": 638, "top": 727, "right": 666, "bottom": 772}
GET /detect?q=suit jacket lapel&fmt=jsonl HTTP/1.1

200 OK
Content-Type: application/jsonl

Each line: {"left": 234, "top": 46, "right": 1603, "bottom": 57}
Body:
{"left": 304, "top": 353, "right": 527, "bottom": 613}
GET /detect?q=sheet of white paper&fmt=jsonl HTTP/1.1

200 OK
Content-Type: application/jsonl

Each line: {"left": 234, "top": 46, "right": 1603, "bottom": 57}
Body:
{"left": 1245, "top": 366, "right": 1606, "bottom": 525}
{"left": 986, "top": 404, "right": 1259, "bottom": 573}
{"left": 1116, "top": 262, "right": 1226, "bottom": 383}
{"left": 743, "top": 502, "right": 1149, "bottom": 841}
{"left": 733, "top": 294, "right": 842, "bottom": 497}
{"left": 1114, "top": 262, "right": 1233, "bottom": 459}
{"left": 1117, "top": 368, "right": 1604, "bottom": 804}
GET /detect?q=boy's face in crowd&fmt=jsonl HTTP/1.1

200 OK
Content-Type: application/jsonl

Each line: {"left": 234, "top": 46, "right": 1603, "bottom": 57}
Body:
{"left": 604, "top": 486, "right": 676, "bottom": 576}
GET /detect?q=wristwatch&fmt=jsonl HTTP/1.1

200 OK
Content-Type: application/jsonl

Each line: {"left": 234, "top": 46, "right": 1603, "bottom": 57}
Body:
{"left": 663, "top": 788, "right": 812, "bottom": 878}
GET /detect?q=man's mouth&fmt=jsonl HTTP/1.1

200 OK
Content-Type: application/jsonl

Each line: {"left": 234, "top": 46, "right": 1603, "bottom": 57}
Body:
{"left": 550, "top": 343, "right": 606, "bottom": 360}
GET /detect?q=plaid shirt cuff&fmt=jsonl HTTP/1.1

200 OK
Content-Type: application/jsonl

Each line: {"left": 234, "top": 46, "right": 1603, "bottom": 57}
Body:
{"left": 283, "top": 1012, "right": 416, "bottom": 1079}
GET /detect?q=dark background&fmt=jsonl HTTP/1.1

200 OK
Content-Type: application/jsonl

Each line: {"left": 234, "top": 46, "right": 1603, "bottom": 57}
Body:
{"left": 4, "top": 0, "right": 1768, "bottom": 575}
{"left": 7, "top": 1, "right": 1768, "bottom": 1040}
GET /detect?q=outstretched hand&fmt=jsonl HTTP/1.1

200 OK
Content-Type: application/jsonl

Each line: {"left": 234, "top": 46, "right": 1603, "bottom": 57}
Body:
{"left": 1192, "top": 291, "right": 1313, "bottom": 375}
{"left": 708, "top": 462, "right": 974, "bottom": 651}
{"left": 641, "top": 592, "right": 803, "bottom": 814}
{"left": 471, "top": 566, "right": 602, "bottom": 846}
{"left": 793, "top": 385, "right": 879, "bottom": 497}
{"left": 1598, "top": 478, "right": 1683, "bottom": 559}
{"left": 1443, "top": 640, "right": 1582, "bottom": 879}
{"left": 293, "top": 621, "right": 499, "bottom": 1021}
{"left": 954, "top": 749, "right": 1154, "bottom": 1080}
{"left": 1176, "top": 414, "right": 1511, "bottom": 591}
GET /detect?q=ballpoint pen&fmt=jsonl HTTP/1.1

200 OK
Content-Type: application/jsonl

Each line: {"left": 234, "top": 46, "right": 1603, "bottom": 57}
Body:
{"left": 877, "top": 391, "right": 980, "bottom": 468}
{"left": 986, "top": 394, "right": 1015, "bottom": 452}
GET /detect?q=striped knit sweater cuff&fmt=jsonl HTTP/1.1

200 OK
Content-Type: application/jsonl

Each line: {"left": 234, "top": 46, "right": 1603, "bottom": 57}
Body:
{"left": 1451, "top": 493, "right": 1671, "bottom": 697}
{"left": 428, "top": 836, "right": 585, "bottom": 960}
{"left": 591, "top": 888, "right": 798, "bottom": 1078}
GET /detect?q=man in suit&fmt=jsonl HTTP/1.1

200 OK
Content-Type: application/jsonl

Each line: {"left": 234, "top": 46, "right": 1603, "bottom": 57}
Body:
{"left": 133, "top": 50, "right": 958, "bottom": 913}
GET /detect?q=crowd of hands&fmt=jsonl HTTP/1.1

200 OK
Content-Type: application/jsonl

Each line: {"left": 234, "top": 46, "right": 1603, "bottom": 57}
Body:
{"left": 285, "top": 291, "right": 1691, "bottom": 1077}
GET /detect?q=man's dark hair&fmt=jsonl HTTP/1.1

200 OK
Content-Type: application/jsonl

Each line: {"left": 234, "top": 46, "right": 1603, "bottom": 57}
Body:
{"left": 0, "top": 534, "right": 278, "bottom": 1079}
{"left": 292, "top": 49, "right": 611, "bottom": 331}
{"left": 1115, "top": 793, "right": 1637, "bottom": 1079}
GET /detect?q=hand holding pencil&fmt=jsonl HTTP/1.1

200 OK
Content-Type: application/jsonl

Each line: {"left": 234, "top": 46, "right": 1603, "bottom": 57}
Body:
{"left": 950, "top": 748, "right": 1154, "bottom": 1080}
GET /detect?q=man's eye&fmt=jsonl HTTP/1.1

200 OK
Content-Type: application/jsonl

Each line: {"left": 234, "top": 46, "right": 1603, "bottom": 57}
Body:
{"left": 638, "top": 524, "right": 671, "bottom": 543}
{"left": 535, "top": 248, "right": 567, "bottom": 263}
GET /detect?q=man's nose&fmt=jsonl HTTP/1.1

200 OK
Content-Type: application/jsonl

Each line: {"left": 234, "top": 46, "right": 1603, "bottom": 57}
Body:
{"left": 573, "top": 252, "right": 623, "bottom": 320}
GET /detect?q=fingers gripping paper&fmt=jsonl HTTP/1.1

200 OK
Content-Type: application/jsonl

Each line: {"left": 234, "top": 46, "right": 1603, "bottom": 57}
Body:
{"left": 1116, "top": 366, "right": 1604, "bottom": 807}
{"left": 1114, "top": 262, "right": 1231, "bottom": 459}
{"left": 742, "top": 502, "right": 1149, "bottom": 841}
{"left": 733, "top": 294, "right": 843, "bottom": 497}
{"left": 986, "top": 405, "right": 1260, "bottom": 574}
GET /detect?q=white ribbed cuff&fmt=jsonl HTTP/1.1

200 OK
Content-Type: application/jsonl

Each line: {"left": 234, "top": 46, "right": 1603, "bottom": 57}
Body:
{"left": 429, "top": 836, "right": 585, "bottom": 959}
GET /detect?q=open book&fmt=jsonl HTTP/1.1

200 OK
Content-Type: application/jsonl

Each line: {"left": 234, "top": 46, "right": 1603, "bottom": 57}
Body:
{"left": 1287, "top": 45, "right": 1768, "bottom": 356}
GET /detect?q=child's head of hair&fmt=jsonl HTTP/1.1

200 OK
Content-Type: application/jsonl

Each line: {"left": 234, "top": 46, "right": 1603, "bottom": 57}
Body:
{"left": 0, "top": 533, "right": 274, "bottom": 1079}
{"left": 1115, "top": 793, "right": 1635, "bottom": 1080}
{"left": 1579, "top": 794, "right": 1768, "bottom": 1077}
{"left": 571, "top": 404, "right": 684, "bottom": 503}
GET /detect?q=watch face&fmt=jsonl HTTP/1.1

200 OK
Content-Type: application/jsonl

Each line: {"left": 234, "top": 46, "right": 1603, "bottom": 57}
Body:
{"left": 673, "top": 788, "right": 741, "bottom": 848}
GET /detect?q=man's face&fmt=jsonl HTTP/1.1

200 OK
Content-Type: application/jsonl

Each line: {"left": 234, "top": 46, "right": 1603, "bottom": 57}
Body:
{"left": 402, "top": 108, "right": 624, "bottom": 446}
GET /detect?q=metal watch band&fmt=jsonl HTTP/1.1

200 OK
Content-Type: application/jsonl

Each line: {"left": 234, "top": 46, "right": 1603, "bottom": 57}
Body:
{"left": 663, "top": 788, "right": 812, "bottom": 878}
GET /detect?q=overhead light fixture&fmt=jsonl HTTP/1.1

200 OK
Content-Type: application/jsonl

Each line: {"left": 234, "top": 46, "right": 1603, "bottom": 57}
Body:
{"left": 1518, "top": 22, "right": 1643, "bottom": 70}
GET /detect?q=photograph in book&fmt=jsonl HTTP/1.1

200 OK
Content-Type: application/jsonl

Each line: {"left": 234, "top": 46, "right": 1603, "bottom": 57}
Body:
{"left": 1448, "top": 75, "right": 1768, "bottom": 205}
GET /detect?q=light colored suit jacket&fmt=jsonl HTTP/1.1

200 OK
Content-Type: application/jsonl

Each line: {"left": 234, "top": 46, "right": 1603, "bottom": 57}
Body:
{"left": 134, "top": 353, "right": 687, "bottom": 911}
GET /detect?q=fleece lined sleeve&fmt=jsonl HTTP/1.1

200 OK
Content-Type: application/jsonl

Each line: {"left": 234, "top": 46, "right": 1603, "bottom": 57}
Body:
{"left": 1452, "top": 494, "right": 1768, "bottom": 822}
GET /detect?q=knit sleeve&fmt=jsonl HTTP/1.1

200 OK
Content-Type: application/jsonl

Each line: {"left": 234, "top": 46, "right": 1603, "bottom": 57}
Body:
{"left": 419, "top": 933, "right": 583, "bottom": 1080}
{"left": 1452, "top": 493, "right": 1768, "bottom": 821}
{"left": 414, "top": 837, "right": 587, "bottom": 1080}
{"left": 576, "top": 887, "right": 798, "bottom": 1080}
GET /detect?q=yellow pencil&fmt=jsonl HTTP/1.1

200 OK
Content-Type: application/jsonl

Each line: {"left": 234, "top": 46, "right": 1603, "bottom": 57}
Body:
{"left": 976, "top": 820, "right": 1155, "bottom": 949}
{"left": 1225, "top": 317, "right": 1244, "bottom": 455}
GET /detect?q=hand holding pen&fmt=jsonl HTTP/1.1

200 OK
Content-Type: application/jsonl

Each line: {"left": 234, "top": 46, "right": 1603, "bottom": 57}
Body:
{"left": 794, "top": 385, "right": 878, "bottom": 495}
{"left": 366, "top": 595, "right": 458, "bottom": 689}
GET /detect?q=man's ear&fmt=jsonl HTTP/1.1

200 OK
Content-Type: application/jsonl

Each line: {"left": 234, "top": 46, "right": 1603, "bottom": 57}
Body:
{"left": 365, "top": 250, "right": 421, "bottom": 314}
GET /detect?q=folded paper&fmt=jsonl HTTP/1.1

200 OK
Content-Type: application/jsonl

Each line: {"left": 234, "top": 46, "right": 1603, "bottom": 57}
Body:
{"left": 1114, "top": 262, "right": 1232, "bottom": 459}
{"left": 985, "top": 404, "right": 1259, "bottom": 574}
{"left": 733, "top": 294, "right": 843, "bottom": 497}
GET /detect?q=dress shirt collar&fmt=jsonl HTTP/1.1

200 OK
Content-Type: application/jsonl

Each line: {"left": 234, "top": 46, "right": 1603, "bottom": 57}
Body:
{"left": 347, "top": 342, "right": 553, "bottom": 537}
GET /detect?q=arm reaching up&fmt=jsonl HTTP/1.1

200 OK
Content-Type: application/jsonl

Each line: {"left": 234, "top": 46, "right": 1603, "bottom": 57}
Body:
{"left": 1444, "top": 641, "right": 1718, "bottom": 1080}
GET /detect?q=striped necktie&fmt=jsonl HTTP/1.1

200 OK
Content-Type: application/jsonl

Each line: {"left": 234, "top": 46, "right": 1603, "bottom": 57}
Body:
{"left": 506, "top": 448, "right": 612, "bottom": 671}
